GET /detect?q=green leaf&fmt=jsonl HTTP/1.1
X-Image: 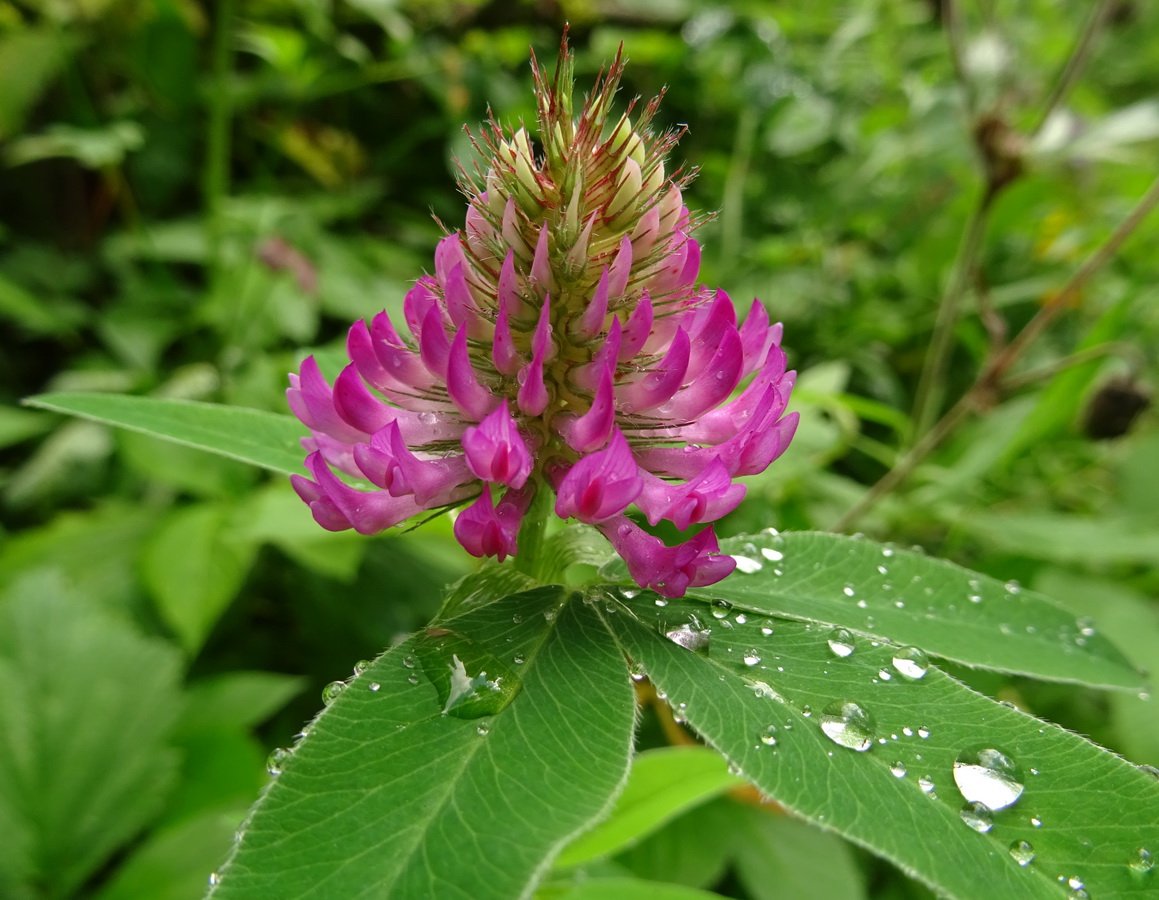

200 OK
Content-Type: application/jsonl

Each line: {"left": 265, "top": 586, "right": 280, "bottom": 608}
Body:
{"left": 23, "top": 393, "right": 307, "bottom": 476}
{"left": 0, "top": 571, "right": 183, "bottom": 900}
{"left": 613, "top": 795, "right": 737, "bottom": 889}
{"left": 141, "top": 503, "right": 259, "bottom": 655}
{"left": 556, "top": 746, "right": 743, "bottom": 867}
{"left": 600, "top": 592, "right": 1159, "bottom": 900}
{"left": 177, "top": 672, "right": 307, "bottom": 736}
{"left": 537, "top": 876, "right": 728, "bottom": 900}
{"left": 94, "top": 809, "right": 245, "bottom": 900}
{"left": 731, "top": 803, "right": 866, "bottom": 900}
{"left": 600, "top": 532, "right": 1140, "bottom": 690}
{"left": 210, "top": 587, "right": 636, "bottom": 899}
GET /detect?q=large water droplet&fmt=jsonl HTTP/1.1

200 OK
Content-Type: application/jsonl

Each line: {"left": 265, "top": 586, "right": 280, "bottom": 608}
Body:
{"left": 733, "top": 555, "right": 763, "bottom": 574}
{"left": 266, "top": 747, "right": 290, "bottom": 776}
{"left": 1009, "top": 839, "right": 1035, "bottom": 866}
{"left": 827, "top": 628, "right": 857, "bottom": 658}
{"left": 892, "top": 646, "right": 930, "bottom": 679}
{"left": 353, "top": 659, "right": 371, "bottom": 676}
{"left": 761, "top": 547, "right": 784, "bottom": 562}
{"left": 953, "top": 747, "right": 1025, "bottom": 810}
{"left": 415, "top": 628, "right": 522, "bottom": 719}
{"left": 819, "top": 701, "right": 875, "bottom": 752}
{"left": 742, "top": 649, "right": 762, "bottom": 666}
{"left": 959, "top": 801, "right": 994, "bottom": 833}
{"left": 710, "top": 599, "right": 733, "bottom": 619}
{"left": 321, "top": 680, "right": 347, "bottom": 706}
{"left": 664, "top": 622, "right": 712, "bottom": 654}
{"left": 1129, "top": 847, "right": 1154, "bottom": 876}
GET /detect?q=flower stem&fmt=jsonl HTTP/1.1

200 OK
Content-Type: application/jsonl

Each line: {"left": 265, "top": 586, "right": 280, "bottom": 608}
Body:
{"left": 514, "top": 485, "right": 553, "bottom": 581}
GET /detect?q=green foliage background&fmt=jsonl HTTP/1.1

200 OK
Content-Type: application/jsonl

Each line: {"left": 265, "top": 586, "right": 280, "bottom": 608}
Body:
{"left": 2, "top": 1, "right": 1158, "bottom": 898}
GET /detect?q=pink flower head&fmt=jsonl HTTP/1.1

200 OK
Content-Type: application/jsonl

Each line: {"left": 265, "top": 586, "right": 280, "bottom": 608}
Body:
{"left": 287, "top": 39, "right": 797, "bottom": 597}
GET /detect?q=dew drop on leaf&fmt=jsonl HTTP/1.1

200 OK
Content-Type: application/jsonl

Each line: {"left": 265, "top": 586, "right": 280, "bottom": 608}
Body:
{"left": 760, "top": 547, "right": 784, "bottom": 562}
{"left": 353, "top": 659, "right": 371, "bottom": 676}
{"left": 759, "top": 725, "right": 778, "bottom": 746}
{"left": 321, "top": 681, "right": 347, "bottom": 706}
{"left": 368, "top": 682, "right": 380, "bottom": 692}
{"left": 710, "top": 599, "right": 733, "bottom": 619}
{"left": 732, "top": 555, "right": 763, "bottom": 574}
{"left": 742, "top": 649, "right": 762, "bottom": 666}
{"left": 415, "top": 629, "right": 523, "bottom": 719}
{"left": 959, "top": 801, "right": 994, "bottom": 833}
{"left": 1129, "top": 847, "right": 1155, "bottom": 876}
{"left": 266, "top": 747, "right": 290, "bottom": 776}
{"left": 918, "top": 775, "right": 936, "bottom": 794}
{"left": 890, "top": 761, "right": 907, "bottom": 778}
{"left": 827, "top": 628, "right": 856, "bottom": 658}
{"left": 892, "top": 646, "right": 930, "bottom": 679}
{"left": 1009, "top": 839, "right": 1035, "bottom": 866}
{"left": 818, "top": 700, "right": 876, "bottom": 752}
{"left": 664, "top": 622, "right": 712, "bottom": 654}
{"left": 953, "top": 747, "right": 1025, "bottom": 810}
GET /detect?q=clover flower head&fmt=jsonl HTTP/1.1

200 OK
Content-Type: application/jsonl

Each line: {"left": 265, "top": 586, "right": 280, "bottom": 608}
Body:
{"left": 287, "top": 38, "right": 798, "bottom": 598}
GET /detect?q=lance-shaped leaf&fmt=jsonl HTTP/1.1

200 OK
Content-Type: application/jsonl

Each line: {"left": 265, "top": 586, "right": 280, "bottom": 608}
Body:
{"left": 209, "top": 587, "right": 635, "bottom": 900}
{"left": 603, "top": 531, "right": 1140, "bottom": 689}
{"left": 600, "top": 593, "right": 1159, "bottom": 900}
{"left": 24, "top": 393, "right": 307, "bottom": 476}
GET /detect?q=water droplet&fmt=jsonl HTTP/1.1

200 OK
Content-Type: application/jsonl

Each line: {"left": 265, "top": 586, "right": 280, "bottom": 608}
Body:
{"left": 664, "top": 622, "right": 712, "bottom": 654}
{"left": 953, "top": 747, "right": 1025, "bottom": 810}
{"left": 1005, "top": 580, "right": 1022, "bottom": 595}
{"left": 969, "top": 594, "right": 983, "bottom": 604}
{"left": 368, "top": 681, "right": 381, "bottom": 691}
{"left": 801, "top": 704, "right": 812, "bottom": 717}
{"left": 415, "top": 629, "right": 523, "bottom": 719}
{"left": 890, "top": 761, "right": 907, "bottom": 778}
{"left": 1129, "top": 848, "right": 1154, "bottom": 876}
{"left": 882, "top": 544, "right": 895, "bottom": 557}
{"left": 322, "top": 681, "right": 347, "bottom": 705}
{"left": 209, "top": 871, "right": 222, "bottom": 887}
{"left": 877, "top": 565, "right": 888, "bottom": 575}
{"left": 759, "top": 725, "right": 778, "bottom": 746}
{"left": 892, "top": 646, "right": 930, "bottom": 679}
{"left": 1030, "top": 815, "right": 1043, "bottom": 827}
{"left": 476, "top": 721, "right": 491, "bottom": 736}
{"left": 918, "top": 775, "right": 936, "bottom": 794}
{"left": 745, "top": 679, "right": 785, "bottom": 702}
{"left": 710, "top": 599, "right": 733, "bottom": 619}
{"left": 353, "top": 659, "right": 371, "bottom": 676}
{"left": 407, "top": 675, "right": 419, "bottom": 684}
{"left": 761, "top": 547, "right": 784, "bottom": 562}
{"left": 819, "top": 701, "right": 876, "bottom": 752}
{"left": 511, "top": 613, "right": 524, "bottom": 624}
{"left": 402, "top": 655, "right": 416, "bottom": 669}
{"left": 959, "top": 801, "right": 994, "bottom": 833}
{"left": 1067, "top": 889, "right": 1090, "bottom": 900}
{"left": 622, "top": 588, "right": 640, "bottom": 599}
{"left": 1009, "top": 839, "right": 1035, "bottom": 866}
{"left": 512, "top": 654, "right": 525, "bottom": 665}
{"left": 653, "top": 596, "right": 670, "bottom": 607}
{"left": 877, "top": 668, "right": 892, "bottom": 681}
{"left": 842, "top": 583, "right": 856, "bottom": 597}
{"left": 733, "top": 555, "right": 763, "bottom": 574}
{"left": 266, "top": 747, "right": 290, "bottom": 775}
{"left": 629, "top": 661, "right": 648, "bottom": 682}
{"left": 902, "top": 726, "right": 914, "bottom": 737}
{"left": 827, "top": 628, "right": 857, "bottom": 658}
{"left": 734, "top": 613, "right": 748, "bottom": 625}
{"left": 917, "top": 726, "right": 930, "bottom": 739}
{"left": 856, "top": 599, "right": 869, "bottom": 609}
{"left": 760, "top": 621, "right": 775, "bottom": 636}
{"left": 743, "top": 649, "right": 762, "bottom": 666}
{"left": 1077, "top": 617, "right": 1097, "bottom": 637}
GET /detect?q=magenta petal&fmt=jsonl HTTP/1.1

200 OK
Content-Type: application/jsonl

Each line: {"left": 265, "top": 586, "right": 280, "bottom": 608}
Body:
{"left": 403, "top": 278, "right": 439, "bottom": 339}
{"left": 619, "top": 292, "right": 654, "bottom": 362}
{"left": 443, "top": 262, "right": 475, "bottom": 330}
{"left": 636, "top": 458, "right": 746, "bottom": 530}
{"left": 418, "top": 303, "right": 452, "bottom": 379}
{"left": 554, "top": 430, "right": 643, "bottom": 524}
{"left": 659, "top": 327, "right": 744, "bottom": 422}
{"left": 492, "top": 287, "right": 523, "bottom": 376}
{"left": 447, "top": 329, "right": 499, "bottom": 420}
{"left": 517, "top": 298, "right": 552, "bottom": 415}
{"left": 288, "top": 357, "right": 366, "bottom": 442}
{"left": 575, "top": 267, "right": 610, "bottom": 340}
{"left": 531, "top": 223, "right": 555, "bottom": 291}
{"left": 291, "top": 473, "right": 352, "bottom": 531}
{"left": 369, "top": 311, "right": 437, "bottom": 392}
{"left": 303, "top": 451, "right": 423, "bottom": 535}
{"left": 573, "top": 316, "right": 621, "bottom": 392}
{"left": 461, "top": 400, "right": 533, "bottom": 488}
{"left": 686, "top": 290, "right": 737, "bottom": 380}
{"left": 332, "top": 365, "right": 399, "bottom": 434}
{"left": 434, "top": 233, "right": 466, "bottom": 281}
{"left": 560, "top": 364, "right": 616, "bottom": 452}
{"left": 615, "top": 327, "right": 690, "bottom": 414}
{"left": 353, "top": 422, "right": 472, "bottom": 505}
{"left": 738, "top": 299, "right": 776, "bottom": 376}
{"left": 607, "top": 234, "right": 633, "bottom": 299}
{"left": 453, "top": 485, "right": 532, "bottom": 561}
{"left": 597, "top": 517, "right": 736, "bottom": 598}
